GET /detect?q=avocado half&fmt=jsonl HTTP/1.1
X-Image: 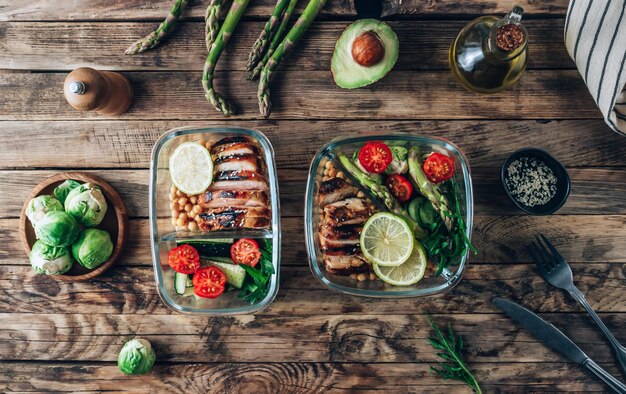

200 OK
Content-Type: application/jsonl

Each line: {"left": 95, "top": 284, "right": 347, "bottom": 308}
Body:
{"left": 331, "top": 19, "right": 399, "bottom": 89}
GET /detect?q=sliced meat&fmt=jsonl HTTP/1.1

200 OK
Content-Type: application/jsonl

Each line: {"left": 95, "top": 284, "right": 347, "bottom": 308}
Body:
{"left": 323, "top": 198, "right": 375, "bottom": 226}
{"left": 209, "top": 171, "right": 269, "bottom": 191}
{"left": 211, "top": 140, "right": 259, "bottom": 159}
{"left": 199, "top": 190, "right": 269, "bottom": 209}
{"left": 320, "top": 243, "right": 361, "bottom": 256}
{"left": 318, "top": 177, "right": 357, "bottom": 206}
{"left": 214, "top": 154, "right": 263, "bottom": 173}
{"left": 322, "top": 255, "right": 370, "bottom": 276}
{"left": 320, "top": 223, "right": 362, "bottom": 242}
{"left": 198, "top": 207, "right": 270, "bottom": 231}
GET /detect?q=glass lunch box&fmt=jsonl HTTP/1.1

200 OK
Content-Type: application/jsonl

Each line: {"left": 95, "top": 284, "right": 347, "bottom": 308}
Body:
{"left": 149, "top": 126, "right": 281, "bottom": 314}
{"left": 304, "top": 134, "right": 473, "bottom": 298}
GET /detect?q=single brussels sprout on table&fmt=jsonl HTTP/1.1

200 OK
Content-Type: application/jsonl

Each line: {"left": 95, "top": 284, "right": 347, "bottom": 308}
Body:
{"left": 26, "top": 195, "right": 63, "bottom": 227}
{"left": 29, "top": 240, "right": 73, "bottom": 275}
{"left": 72, "top": 229, "right": 114, "bottom": 269}
{"left": 53, "top": 179, "right": 81, "bottom": 204}
{"left": 65, "top": 183, "right": 108, "bottom": 227}
{"left": 118, "top": 338, "right": 156, "bottom": 375}
{"left": 34, "top": 210, "right": 80, "bottom": 247}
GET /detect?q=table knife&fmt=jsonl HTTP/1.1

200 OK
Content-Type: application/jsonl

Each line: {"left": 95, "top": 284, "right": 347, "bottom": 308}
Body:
{"left": 493, "top": 297, "right": 626, "bottom": 394}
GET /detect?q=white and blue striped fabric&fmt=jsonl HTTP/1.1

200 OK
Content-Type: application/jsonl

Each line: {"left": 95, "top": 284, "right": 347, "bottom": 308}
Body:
{"left": 565, "top": 0, "right": 626, "bottom": 135}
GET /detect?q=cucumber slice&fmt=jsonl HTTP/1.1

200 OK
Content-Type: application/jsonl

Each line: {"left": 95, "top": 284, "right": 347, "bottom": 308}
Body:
{"left": 186, "top": 276, "right": 193, "bottom": 287}
{"left": 419, "top": 200, "right": 437, "bottom": 226}
{"left": 182, "top": 287, "right": 195, "bottom": 297}
{"left": 205, "top": 260, "right": 246, "bottom": 289}
{"left": 174, "top": 272, "right": 189, "bottom": 295}
{"left": 407, "top": 197, "right": 425, "bottom": 224}
{"left": 177, "top": 239, "right": 234, "bottom": 258}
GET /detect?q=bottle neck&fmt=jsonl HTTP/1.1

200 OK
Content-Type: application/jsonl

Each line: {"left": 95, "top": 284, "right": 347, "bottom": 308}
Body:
{"left": 485, "top": 5, "right": 527, "bottom": 62}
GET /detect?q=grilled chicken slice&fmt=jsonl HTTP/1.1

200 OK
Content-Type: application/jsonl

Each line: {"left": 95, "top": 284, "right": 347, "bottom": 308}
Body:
{"left": 209, "top": 171, "right": 269, "bottom": 191}
{"left": 318, "top": 178, "right": 357, "bottom": 206}
{"left": 322, "top": 255, "right": 370, "bottom": 275}
{"left": 211, "top": 138, "right": 260, "bottom": 159}
{"left": 198, "top": 207, "right": 270, "bottom": 231}
{"left": 199, "top": 190, "right": 269, "bottom": 209}
{"left": 320, "top": 223, "right": 362, "bottom": 242}
{"left": 323, "top": 198, "right": 375, "bottom": 226}
{"left": 214, "top": 154, "right": 263, "bottom": 173}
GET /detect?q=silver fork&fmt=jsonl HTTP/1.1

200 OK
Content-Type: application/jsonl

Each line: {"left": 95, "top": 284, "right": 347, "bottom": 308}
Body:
{"left": 529, "top": 234, "right": 626, "bottom": 377}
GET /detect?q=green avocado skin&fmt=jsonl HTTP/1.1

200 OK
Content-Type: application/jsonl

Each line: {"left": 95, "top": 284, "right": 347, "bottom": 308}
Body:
{"left": 331, "top": 19, "right": 399, "bottom": 89}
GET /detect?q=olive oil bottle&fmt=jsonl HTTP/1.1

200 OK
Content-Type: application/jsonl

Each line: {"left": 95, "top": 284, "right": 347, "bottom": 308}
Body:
{"left": 449, "top": 6, "right": 528, "bottom": 94}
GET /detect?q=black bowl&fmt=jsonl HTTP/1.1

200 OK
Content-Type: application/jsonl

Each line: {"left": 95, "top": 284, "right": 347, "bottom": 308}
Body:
{"left": 500, "top": 148, "right": 571, "bottom": 215}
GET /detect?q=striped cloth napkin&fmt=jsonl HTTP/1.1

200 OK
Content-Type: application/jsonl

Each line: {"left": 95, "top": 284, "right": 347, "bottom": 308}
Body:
{"left": 565, "top": 0, "right": 626, "bottom": 135}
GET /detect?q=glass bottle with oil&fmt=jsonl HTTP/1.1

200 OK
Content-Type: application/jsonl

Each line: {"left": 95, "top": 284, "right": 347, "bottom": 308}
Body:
{"left": 449, "top": 6, "right": 528, "bottom": 93}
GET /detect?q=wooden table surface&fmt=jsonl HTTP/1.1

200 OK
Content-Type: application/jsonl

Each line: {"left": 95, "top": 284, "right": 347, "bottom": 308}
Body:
{"left": 1, "top": 0, "right": 626, "bottom": 392}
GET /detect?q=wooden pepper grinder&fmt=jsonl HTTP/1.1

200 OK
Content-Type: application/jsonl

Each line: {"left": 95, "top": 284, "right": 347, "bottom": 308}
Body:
{"left": 63, "top": 67, "right": 133, "bottom": 116}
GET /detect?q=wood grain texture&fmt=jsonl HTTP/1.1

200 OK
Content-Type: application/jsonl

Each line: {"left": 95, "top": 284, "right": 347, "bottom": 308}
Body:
{"left": 0, "top": 20, "right": 574, "bottom": 71}
{"left": 0, "top": 361, "right": 612, "bottom": 393}
{"left": 381, "top": 0, "right": 568, "bottom": 17}
{"left": 2, "top": 215, "right": 626, "bottom": 266}
{"left": 0, "top": 70, "right": 602, "bottom": 120}
{"left": 1, "top": 313, "right": 624, "bottom": 364}
{"left": 0, "top": 120, "right": 623, "bottom": 169}
{"left": 3, "top": 167, "right": 626, "bottom": 219}
{"left": 0, "top": 264, "right": 624, "bottom": 315}
{"left": 0, "top": 0, "right": 356, "bottom": 21}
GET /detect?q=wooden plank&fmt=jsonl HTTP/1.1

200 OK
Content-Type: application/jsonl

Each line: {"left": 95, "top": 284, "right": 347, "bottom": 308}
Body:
{"left": 3, "top": 215, "right": 626, "bottom": 266}
{"left": 0, "top": 264, "right": 624, "bottom": 315}
{"left": 0, "top": 361, "right": 612, "bottom": 392}
{"left": 0, "top": 0, "right": 356, "bottom": 21}
{"left": 0, "top": 20, "right": 573, "bottom": 71}
{"left": 0, "top": 70, "right": 602, "bottom": 120}
{"left": 0, "top": 120, "right": 624, "bottom": 170}
{"left": 382, "top": 0, "right": 568, "bottom": 17}
{"left": 1, "top": 313, "right": 624, "bottom": 364}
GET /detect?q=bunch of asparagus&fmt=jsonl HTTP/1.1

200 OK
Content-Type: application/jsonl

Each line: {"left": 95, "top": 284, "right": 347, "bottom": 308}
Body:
{"left": 125, "top": 0, "right": 327, "bottom": 117}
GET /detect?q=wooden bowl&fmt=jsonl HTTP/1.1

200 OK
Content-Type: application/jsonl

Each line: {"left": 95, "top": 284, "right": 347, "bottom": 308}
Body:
{"left": 19, "top": 172, "right": 128, "bottom": 281}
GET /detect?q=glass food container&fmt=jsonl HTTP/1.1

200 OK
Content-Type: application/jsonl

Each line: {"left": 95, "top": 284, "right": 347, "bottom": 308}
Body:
{"left": 150, "top": 126, "right": 281, "bottom": 314}
{"left": 305, "top": 134, "right": 473, "bottom": 298}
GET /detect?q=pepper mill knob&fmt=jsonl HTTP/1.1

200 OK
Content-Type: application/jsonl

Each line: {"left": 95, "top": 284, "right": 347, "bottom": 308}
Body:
{"left": 63, "top": 67, "right": 133, "bottom": 116}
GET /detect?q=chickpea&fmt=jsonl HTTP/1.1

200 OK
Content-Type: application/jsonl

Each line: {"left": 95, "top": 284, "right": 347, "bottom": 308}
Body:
{"left": 189, "top": 196, "right": 197, "bottom": 204}
{"left": 184, "top": 203, "right": 192, "bottom": 212}
{"left": 356, "top": 273, "right": 367, "bottom": 282}
{"left": 337, "top": 171, "right": 345, "bottom": 179}
{"left": 188, "top": 211, "right": 198, "bottom": 219}
{"left": 188, "top": 221, "right": 198, "bottom": 231}
{"left": 328, "top": 168, "right": 337, "bottom": 177}
{"left": 169, "top": 201, "right": 176, "bottom": 210}
{"left": 195, "top": 215, "right": 203, "bottom": 223}
{"left": 176, "top": 190, "right": 183, "bottom": 197}
{"left": 369, "top": 272, "right": 377, "bottom": 280}
{"left": 178, "top": 212, "right": 187, "bottom": 220}
{"left": 324, "top": 161, "right": 332, "bottom": 169}
{"left": 169, "top": 192, "right": 176, "bottom": 202}
{"left": 357, "top": 191, "right": 365, "bottom": 198}
{"left": 170, "top": 185, "right": 177, "bottom": 193}
{"left": 171, "top": 218, "right": 177, "bottom": 226}
{"left": 172, "top": 208, "right": 180, "bottom": 219}
{"left": 193, "top": 205, "right": 202, "bottom": 213}
{"left": 205, "top": 141, "right": 212, "bottom": 150}
{"left": 178, "top": 197, "right": 188, "bottom": 206}
{"left": 176, "top": 217, "right": 187, "bottom": 227}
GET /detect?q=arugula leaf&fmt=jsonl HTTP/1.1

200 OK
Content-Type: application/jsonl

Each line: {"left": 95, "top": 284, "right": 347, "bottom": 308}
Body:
{"left": 427, "top": 313, "right": 482, "bottom": 394}
{"left": 238, "top": 241, "right": 273, "bottom": 305}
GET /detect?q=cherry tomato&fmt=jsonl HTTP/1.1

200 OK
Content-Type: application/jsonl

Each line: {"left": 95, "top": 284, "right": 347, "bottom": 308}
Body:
{"left": 358, "top": 142, "right": 393, "bottom": 174}
{"left": 230, "top": 238, "right": 261, "bottom": 267}
{"left": 192, "top": 266, "right": 226, "bottom": 298}
{"left": 167, "top": 244, "right": 200, "bottom": 274}
{"left": 385, "top": 174, "right": 414, "bottom": 202}
{"left": 422, "top": 152, "right": 455, "bottom": 183}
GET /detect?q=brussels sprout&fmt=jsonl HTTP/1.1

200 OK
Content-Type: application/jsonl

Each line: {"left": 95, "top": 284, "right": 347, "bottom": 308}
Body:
{"left": 65, "top": 183, "right": 108, "bottom": 227}
{"left": 25, "top": 195, "right": 63, "bottom": 227}
{"left": 72, "top": 229, "right": 114, "bottom": 269}
{"left": 30, "top": 240, "right": 73, "bottom": 275}
{"left": 35, "top": 211, "right": 80, "bottom": 247}
{"left": 118, "top": 338, "right": 156, "bottom": 375}
{"left": 53, "top": 179, "right": 81, "bottom": 204}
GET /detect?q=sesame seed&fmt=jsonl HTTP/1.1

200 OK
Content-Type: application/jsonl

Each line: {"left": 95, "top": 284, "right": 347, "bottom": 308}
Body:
{"left": 505, "top": 157, "right": 558, "bottom": 207}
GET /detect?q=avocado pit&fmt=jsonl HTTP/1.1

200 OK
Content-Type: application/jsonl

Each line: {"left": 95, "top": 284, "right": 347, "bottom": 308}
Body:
{"left": 351, "top": 31, "right": 385, "bottom": 67}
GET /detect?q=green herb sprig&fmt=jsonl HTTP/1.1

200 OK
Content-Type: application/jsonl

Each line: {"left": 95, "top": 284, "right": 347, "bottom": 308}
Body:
{"left": 422, "top": 180, "right": 478, "bottom": 276}
{"left": 427, "top": 314, "right": 482, "bottom": 394}
{"left": 238, "top": 242, "right": 274, "bottom": 304}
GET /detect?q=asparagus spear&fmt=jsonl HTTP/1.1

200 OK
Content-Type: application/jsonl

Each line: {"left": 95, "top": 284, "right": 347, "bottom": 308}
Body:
{"left": 246, "top": 0, "right": 291, "bottom": 73}
{"left": 125, "top": 0, "right": 188, "bottom": 55}
{"left": 258, "top": 0, "right": 327, "bottom": 118}
{"left": 249, "top": 0, "right": 299, "bottom": 80}
{"left": 205, "top": 0, "right": 223, "bottom": 51}
{"left": 338, "top": 154, "right": 427, "bottom": 240}
{"left": 408, "top": 147, "right": 454, "bottom": 231}
{"left": 202, "top": 0, "right": 251, "bottom": 116}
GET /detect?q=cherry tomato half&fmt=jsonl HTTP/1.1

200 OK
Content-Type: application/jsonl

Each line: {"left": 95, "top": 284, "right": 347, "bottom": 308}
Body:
{"left": 167, "top": 244, "right": 200, "bottom": 274}
{"left": 385, "top": 174, "right": 414, "bottom": 202}
{"left": 230, "top": 238, "right": 261, "bottom": 267}
{"left": 192, "top": 266, "right": 226, "bottom": 298}
{"left": 358, "top": 142, "right": 393, "bottom": 174}
{"left": 422, "top": 152, "right": 455, "bottom": 183}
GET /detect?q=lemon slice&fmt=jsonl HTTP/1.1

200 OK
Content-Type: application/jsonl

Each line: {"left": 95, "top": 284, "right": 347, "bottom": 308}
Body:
{"left": 169, "top": 142, "right": 213, "bottom": 195}
{"left": 360, "top": 212, "right": 414, "bottom": 267}
{"left": 373, "top": 243, "right": 427, "bottom": 286}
